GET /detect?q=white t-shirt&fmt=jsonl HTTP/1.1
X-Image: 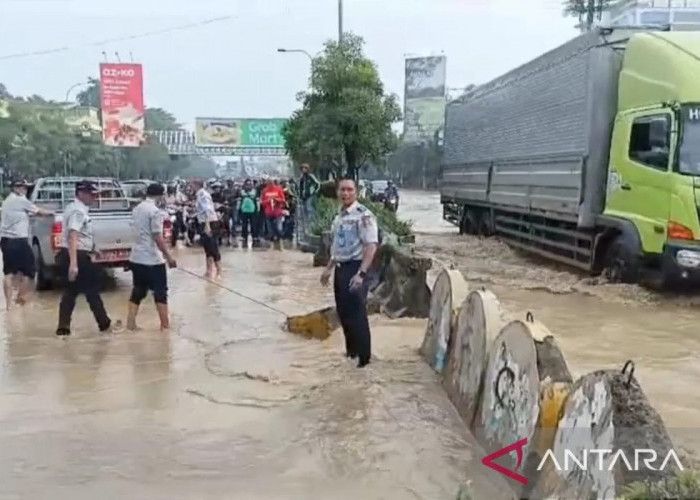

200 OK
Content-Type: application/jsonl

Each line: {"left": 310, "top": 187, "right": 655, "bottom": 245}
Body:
{"left": 0, "top": 193, "right": 39, "bottom": 239}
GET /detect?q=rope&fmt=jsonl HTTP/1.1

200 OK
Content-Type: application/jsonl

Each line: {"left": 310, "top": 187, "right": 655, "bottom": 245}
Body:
{"left": 177, "top": 267, "right": 289, "bottom": 317}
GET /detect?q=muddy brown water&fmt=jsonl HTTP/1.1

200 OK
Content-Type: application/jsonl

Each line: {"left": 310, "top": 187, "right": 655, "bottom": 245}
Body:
{"left": 401, "top": 189, "right": 700, "bottom": 455}
{"left": 1, "top": 190, "right": 697, "bottom": 499}
{"left": 0, "top": 241, "right": 513, "bottom": 499}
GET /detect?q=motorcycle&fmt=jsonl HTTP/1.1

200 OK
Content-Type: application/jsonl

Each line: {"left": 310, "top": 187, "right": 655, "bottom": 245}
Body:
{"left": 384, "top": 195, "right": 398, "bottom": 213}
{"left": 166, "top": 207, "right": 184, "bottom": 247}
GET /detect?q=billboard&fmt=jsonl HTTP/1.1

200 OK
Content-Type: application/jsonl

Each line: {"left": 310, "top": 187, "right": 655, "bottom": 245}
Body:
{"left": 99, "top": 63, "right": 145, "bottom": 147}
{"left": 195, "top": 118, "right": 286, "bottom": 148}
{"left": 403, "top": 55, "right": 447, "bottom": 144}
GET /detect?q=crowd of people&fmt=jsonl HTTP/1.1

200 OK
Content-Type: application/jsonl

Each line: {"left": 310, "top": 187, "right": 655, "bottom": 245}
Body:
{"left": 165, "top": 165, "right": 321, "bottom": 252}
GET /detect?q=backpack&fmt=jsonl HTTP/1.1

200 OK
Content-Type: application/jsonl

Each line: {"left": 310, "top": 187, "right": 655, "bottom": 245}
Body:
{"left": 239, "top": 191, "right": 257, "bottom": 214}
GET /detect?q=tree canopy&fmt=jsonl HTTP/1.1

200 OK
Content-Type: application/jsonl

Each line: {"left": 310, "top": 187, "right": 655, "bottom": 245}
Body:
{"left": 283, "top": 33, "right": 401, "bottom": 180}
{"left": 0, "top": 81, "right": 188, "bottom": 181}
{"left": 562, "top": 0, "right": 612, "bottom": 29}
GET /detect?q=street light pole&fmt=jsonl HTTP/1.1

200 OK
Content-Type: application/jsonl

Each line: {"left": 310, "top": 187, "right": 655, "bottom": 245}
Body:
{"left": 64, "top": 81, "right": 88, "bottom": 104}
{"left": 277, "top": 48, "right": 315, "bottom": 91}
{"left": 338, "top": 0, "right": 344, "bottom": 44}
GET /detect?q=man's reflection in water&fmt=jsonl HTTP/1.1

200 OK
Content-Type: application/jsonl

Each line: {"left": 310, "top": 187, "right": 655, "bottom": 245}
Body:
{"left": 128, "top": 329, "right": 173, "bottom": 410}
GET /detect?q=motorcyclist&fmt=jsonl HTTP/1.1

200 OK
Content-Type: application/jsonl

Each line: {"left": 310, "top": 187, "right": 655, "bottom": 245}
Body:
{"left": 165, "top": 184, "right": 188, "bottom": 246}
{"left": 384, "top": 180, "right": 399, "bottom": 210}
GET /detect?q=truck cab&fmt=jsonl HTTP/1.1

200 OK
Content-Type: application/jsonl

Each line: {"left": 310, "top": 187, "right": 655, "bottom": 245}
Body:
{"left": 602, "top": 32, "right": 700, "bottom": 285}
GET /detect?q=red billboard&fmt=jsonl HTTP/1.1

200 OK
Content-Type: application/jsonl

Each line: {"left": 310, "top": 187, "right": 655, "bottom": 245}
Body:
{"left": 99, "top": 63, "right": 145, "bottom": 147}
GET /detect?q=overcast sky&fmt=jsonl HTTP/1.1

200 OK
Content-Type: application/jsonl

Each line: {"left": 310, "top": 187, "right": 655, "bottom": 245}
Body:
{"left": 0, "top": 0, "right": 577, "bottom": 129}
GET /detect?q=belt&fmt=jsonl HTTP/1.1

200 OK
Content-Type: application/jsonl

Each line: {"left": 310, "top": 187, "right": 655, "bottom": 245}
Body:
{"left": 335, "top": 260, "right": 361, "bottom": 267}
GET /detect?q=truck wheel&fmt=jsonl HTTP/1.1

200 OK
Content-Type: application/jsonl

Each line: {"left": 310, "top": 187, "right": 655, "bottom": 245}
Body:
{"left": 32, "top": 242, "right": 53, "bottom": 291}
{"left": 603, "top": 236, "right": 639, "bottom": 284}
{"left": 459, "top": 208, "right": 478, "bottom": 236}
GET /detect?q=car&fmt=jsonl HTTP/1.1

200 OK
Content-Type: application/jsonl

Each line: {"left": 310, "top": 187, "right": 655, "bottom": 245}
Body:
{"left": 368, "top": 180, "right": 390, "bottom": 203}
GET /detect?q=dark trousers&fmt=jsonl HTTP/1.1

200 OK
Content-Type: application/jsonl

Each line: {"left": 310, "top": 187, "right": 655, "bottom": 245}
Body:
{"left": 283, "top": 214, "right": 295, "bottom": 240}
{"left": 198, "top": 223, "right": 221, "bottom": 262}
{"left": 255, "top": 212, "right": 266, "bottom": 239}
{"left": 333, "top": 260, "right": 371, "bottom": 363}
{"left": 240, "top": 212, "right": 258, "bottom": 241}
{"left": 266, "top": 215, "right": 283, "bottom": 241}
{"left": 57, "top": 249, "right": 110, "bottom": 334}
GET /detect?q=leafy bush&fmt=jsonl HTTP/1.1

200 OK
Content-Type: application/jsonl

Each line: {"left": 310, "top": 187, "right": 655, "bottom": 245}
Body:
{"left": 308, "top": 195, "right": 413, "bottom": 237}
{"left": 623, "top": 471, "right": 700, "bottom": 499}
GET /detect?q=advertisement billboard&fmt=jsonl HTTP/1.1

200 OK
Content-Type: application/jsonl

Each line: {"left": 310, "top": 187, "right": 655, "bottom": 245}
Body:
{"left": 195, "top": 118, "right": 286, "bottom": 148}
{"left": 99, "top": 63, "right": 145, "bottom": 147}
{"left": 403, "top": 56, "right": 447, "bottom": 144}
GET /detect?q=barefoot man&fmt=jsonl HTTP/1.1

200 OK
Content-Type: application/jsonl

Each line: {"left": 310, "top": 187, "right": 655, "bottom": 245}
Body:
{"left": 0, "top": 180, "right": 54, "bottom": 309}
{"left": 127, "top": 183, "right": 177, "bottom": 331}
{"left": 192, "top": 179, "right": 221, "bottom": 279}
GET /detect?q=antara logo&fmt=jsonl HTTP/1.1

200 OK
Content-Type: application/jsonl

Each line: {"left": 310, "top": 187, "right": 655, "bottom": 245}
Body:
{"left": 481, "top": 438, "right": 529, "bottom": 485}
{"left": 482, "top": 438, "right": 685, "bottom": 485}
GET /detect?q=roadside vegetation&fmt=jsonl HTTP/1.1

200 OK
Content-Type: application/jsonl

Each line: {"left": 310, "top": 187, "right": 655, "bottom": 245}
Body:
{"left": 309, "top": 194, "right": 413, "bottom": 238}
{"left": 623, "top": 471, "right": 700, "bottom": 499}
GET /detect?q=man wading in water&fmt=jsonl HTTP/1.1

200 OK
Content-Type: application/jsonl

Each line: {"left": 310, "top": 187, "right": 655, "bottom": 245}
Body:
{"left": 192, "top": 179, "right": 221, "bottom": 279}
{"left": 0, "top": 180, "right": 54, "bottom": 308}
{"left": 56, "top": 181, "right": 116, "bottom": 336}
{"left": 320, "top": 178, "right": 378, "bottom": 368}
{"left": 127, "top": 183, "right": 177, "bottom": 331}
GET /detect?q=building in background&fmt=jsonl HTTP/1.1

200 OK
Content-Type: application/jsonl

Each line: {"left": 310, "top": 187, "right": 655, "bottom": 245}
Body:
{"left": 598, "top": 0, "right": 700, "bottom": 30}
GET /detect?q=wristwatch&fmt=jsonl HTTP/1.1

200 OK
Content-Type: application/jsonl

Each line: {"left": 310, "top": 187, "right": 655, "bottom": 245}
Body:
{"left": 358, "top": 270, "right": 367, "bottom": 279}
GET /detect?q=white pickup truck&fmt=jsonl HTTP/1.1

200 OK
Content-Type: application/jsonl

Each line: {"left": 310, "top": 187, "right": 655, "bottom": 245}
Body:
{"left": 27, "top": 177, "right": 168, "bottom": 290}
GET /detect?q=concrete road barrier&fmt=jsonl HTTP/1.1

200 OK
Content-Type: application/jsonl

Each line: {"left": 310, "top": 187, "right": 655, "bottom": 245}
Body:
{"left": 419, "top": 269, "right": 469, "bottom": 374}
{"left": 443, "top": 289, "right": 509, "bottom": 429}
{"left": 417, "top": 267, "right": 681, "bottom": 499}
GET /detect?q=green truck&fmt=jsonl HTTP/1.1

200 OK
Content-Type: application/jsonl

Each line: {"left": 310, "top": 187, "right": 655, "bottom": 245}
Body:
{"left": 440, "top": 27, "right": 700, "bottom": 287}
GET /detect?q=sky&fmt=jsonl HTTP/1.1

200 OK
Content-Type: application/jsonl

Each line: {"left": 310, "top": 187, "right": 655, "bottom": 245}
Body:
{"left": 0, "top": 0, "right": 578, "bottom": 130}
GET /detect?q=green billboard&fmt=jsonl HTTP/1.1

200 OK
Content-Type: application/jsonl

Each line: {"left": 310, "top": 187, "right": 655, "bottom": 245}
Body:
{"left": 195, "top": 118, "right": 287, "bottom": 148}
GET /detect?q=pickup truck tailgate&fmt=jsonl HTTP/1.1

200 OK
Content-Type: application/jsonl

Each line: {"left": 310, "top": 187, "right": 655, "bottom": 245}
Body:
{"left": 91, "top": 212, "right": 134, "bottom": 251}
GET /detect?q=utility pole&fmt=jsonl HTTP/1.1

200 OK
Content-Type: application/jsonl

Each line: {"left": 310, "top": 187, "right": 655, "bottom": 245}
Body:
{"left": 338, "top": 0, "right": 343, "bottom": 43}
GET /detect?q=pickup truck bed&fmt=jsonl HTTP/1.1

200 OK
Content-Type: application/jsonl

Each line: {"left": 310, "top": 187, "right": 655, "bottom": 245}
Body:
{"left": 27, "top": 177, "right": 136, "bottom": 289}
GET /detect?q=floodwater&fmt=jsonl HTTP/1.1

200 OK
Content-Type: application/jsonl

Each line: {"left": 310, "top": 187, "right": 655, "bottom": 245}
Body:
{"left": 3, "top": 190, "right": 699, "bottom": 500}
{"left": 400, "top": 190, "right": 700, "bottom": 455}
{"left": 0, "top": 240, "right": 512, "bottom": 499}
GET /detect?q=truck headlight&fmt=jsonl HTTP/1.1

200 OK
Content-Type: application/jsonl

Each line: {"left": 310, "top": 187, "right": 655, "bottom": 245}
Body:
{"left": 676, "top": 249, "right": 700, "bottom": 268}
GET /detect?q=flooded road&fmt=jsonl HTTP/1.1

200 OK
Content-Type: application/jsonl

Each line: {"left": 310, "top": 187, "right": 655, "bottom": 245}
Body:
{"left": 3, "top": 190, "right": 698, "bottom": 499}
{"left": 400, "top": 189, "right": 700, "bottom": 454}
{"left": 0, "top": 245, "right": 510, "bottom": 499}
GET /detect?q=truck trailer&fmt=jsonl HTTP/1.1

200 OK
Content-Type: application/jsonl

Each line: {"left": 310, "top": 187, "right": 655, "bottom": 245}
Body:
{"left": 440, "top": 27, "right": 700, "bottom": 286}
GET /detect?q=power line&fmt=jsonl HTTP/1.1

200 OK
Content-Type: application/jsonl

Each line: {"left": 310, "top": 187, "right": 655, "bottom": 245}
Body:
{"left": 0, "top": 15, "right": 236, "bottom": 62}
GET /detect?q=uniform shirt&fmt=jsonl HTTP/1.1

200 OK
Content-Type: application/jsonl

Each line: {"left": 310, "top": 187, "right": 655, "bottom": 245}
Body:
{"left": 0, "top": 193, "right": 39, "bottom": 239}
{"left": 61, "top": 199, "right": 95, "bottom": 251}
{"left": 195, "top": 188, "right": 218, "bottom": 224}
{"left": 330, "top": 202, "right": 379, "bottom": 263}
{"left": 130, "top": 198, "right": 166, "bottom": 266}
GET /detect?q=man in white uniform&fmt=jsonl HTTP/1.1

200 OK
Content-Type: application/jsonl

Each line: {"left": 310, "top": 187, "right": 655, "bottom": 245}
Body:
{"left": 127, "top": 183, "right": 177, "bottom": 331}
{"left": 0, "top": 180, "right": 53, "bottom": 308}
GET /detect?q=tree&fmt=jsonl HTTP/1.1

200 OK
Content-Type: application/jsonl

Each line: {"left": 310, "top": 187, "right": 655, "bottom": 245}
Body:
{"left": 283, "top": 33, "right": 401, "bottom": 180}
{"left": 75, "top": 77, "right": 100, "bottom": 108}
{"left": 144, "top": 108, "right": 181, "bottom": 130}
{"left": 75, "top": 78, "right": 182, "bottom": 130}
{"left": 563, "top": 0, "right": 612, "bottom": 30}
{"left": 0, "top": 82, "right": 189, "bottom": 181}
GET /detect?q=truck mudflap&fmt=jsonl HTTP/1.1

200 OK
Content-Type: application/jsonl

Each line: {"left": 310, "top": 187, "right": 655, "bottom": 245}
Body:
{"left": 661, "top": 240, "right": 700, "bottom": 285}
